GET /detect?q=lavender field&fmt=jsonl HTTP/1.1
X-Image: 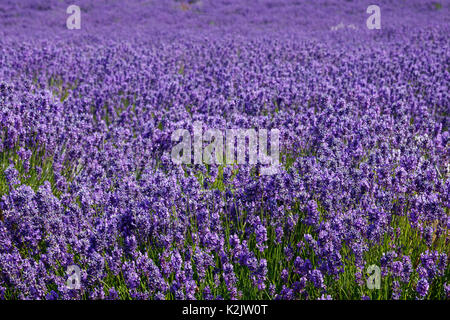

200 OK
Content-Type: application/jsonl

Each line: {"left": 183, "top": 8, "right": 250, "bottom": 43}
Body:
{"left": 0, "top": 0, "right": 448, "bottom": 300}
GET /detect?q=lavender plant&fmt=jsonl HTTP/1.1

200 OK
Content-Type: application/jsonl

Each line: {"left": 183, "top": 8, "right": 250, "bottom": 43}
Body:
{"left": 0, "top": 0, "right": 448, "bottom": 300}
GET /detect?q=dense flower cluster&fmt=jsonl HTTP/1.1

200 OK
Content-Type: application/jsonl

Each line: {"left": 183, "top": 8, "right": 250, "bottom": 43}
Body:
{"left": 0, "top": 1, "right": 448, "bottom": 300}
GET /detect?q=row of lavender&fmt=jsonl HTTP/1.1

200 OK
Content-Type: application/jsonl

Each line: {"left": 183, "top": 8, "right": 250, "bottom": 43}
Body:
{"left": 0, "top": 1, "right": 449, "bottom": 299}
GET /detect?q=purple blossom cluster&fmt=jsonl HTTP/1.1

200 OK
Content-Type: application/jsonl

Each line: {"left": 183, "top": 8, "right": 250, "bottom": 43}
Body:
{"left": 0, "top": 1, "right": 448, "bottom": 300}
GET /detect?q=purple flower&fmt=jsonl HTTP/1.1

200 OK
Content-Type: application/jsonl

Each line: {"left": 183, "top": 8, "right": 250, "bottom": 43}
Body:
{"left": 416, "top": 278, "right": 429, "bottom": 298}
{"left": 309, "top": 269, "right": 325, "bottom": 289}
